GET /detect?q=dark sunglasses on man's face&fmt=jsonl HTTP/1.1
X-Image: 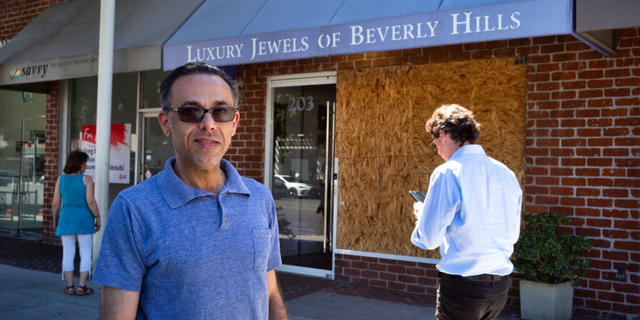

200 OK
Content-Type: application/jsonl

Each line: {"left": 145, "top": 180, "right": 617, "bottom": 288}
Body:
{"left": 170, "top": 106, "right": 237, "bottom": 123}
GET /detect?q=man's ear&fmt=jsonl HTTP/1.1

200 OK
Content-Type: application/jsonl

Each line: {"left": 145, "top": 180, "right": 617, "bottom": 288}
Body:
{"left": 158, "top": 111, "right": 172, "bottom": 137}
{"left": 231, "top": 111, "right": 240, "bottom": 136}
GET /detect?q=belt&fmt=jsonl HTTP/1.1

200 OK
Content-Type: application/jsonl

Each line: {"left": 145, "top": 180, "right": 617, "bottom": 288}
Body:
{"left": 439, "top": 272, "right": 508, "bottom": 282}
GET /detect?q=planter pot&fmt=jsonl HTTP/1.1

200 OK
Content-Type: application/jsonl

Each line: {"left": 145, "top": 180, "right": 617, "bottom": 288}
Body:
{"left": 520, "top": 280, "right": 574, "bottom": 320}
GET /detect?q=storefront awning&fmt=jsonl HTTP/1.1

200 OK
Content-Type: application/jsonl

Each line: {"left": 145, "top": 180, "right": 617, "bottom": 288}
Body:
{"left": 0, "top": 0, "right": 205, "bottom": 89}
{"left": 576, "top": 0, "right": 640, "bottom": 54}
{"left": 163, "top": 0, "right": 578, "bottom": 70}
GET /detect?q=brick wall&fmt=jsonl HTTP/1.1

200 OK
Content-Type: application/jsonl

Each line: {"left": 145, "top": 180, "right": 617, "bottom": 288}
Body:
{"left": 239, "top": 29, "right": 639, "bottom": 319}
{"left": 523, "top": 29, "right": 640, "bottom": 319}
{"left": 0, "top": 0, "right": 67, "bottom": 42}
{"left": 42, "top": 81, "right": 59, "bottom": 245}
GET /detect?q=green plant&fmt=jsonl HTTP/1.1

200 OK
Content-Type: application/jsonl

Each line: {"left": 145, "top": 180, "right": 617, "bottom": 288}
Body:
{"left": 513, "top": 213, "right": 592, "bottom": 286}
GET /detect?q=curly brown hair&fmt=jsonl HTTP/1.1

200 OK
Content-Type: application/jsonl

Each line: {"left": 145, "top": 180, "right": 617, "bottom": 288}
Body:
{"left": 425, "top": 104, "right": 481, "bottom": 146}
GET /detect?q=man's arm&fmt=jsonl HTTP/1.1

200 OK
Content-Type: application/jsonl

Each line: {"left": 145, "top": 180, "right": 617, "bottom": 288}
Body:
{"left": 267, "top": 270, "right": 287, "bottom": 320}
{"left": 101, "top": 285, "right": 140, "bottom": 320}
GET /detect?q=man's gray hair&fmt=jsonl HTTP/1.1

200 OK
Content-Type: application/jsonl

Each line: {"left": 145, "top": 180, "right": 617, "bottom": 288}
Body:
{"left": 159, "top": 62, "right": 239, "bottom": 111}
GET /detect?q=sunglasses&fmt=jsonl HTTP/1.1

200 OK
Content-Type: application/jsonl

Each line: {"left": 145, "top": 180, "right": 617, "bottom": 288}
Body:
{"left": 430, "top": 137, "right": 438, "bottom": 151}
{"left": 169, "top": 106, "right": 237, "bottom": 123}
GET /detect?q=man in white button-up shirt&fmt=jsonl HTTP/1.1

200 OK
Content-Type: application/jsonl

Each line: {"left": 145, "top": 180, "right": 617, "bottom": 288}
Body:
{"left": 411, "top": 104, "right": 522, "bottom": 320}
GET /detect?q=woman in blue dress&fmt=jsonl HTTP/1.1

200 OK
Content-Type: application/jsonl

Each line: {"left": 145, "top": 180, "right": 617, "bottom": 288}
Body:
{"left": 52, "top": 150, "right": 101, "bottom": 295}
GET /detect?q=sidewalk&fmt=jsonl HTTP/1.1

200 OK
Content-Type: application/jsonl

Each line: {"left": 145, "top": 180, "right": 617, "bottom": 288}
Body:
{"left": 0, "top": 235, "right": 586, "bottom": 320}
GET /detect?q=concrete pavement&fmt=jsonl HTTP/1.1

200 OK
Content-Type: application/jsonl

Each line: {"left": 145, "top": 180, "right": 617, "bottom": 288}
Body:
{"left": 0, "top": 263, "right": 529, "bottom": 320}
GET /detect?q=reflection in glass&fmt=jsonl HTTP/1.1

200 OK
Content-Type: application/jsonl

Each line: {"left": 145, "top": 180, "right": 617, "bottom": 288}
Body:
{"left": 0, "top": 89, "right": 47, "bottom": 234}
{"left": 271, "top": 84, "right": 335, "bottom": 270}
{"left": 142, "top": 117, "right": 173, "bottom": 182}
{"left": 68, "top": 74, "right": 138, "bottom": 205}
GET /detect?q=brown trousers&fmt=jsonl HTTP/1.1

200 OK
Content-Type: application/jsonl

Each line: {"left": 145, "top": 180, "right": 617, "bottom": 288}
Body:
{"left": 435, "top": 273, "right": 510, "bottom": 320}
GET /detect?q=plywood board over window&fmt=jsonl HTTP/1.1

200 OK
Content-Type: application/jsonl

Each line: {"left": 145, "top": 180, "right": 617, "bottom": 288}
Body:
{"left": 335, "top": 58, "right": 527, "bottom": 258}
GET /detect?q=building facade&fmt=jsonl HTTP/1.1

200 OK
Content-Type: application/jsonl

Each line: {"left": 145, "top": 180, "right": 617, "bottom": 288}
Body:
{"left": 0, "top": 1, "right": 638, "bottom": 318}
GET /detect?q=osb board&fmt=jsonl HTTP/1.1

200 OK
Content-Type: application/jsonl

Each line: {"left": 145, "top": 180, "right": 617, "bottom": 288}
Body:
{"left": 336, "top": 58, "right": 527, "bottom": 258}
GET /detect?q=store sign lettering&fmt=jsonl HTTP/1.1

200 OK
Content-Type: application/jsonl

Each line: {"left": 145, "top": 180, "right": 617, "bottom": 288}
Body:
{"left": 164, "top": 0, "right": 572, "bottom": 70}
{"left": 22, "top": 64, "right": 48, "bottom": 78}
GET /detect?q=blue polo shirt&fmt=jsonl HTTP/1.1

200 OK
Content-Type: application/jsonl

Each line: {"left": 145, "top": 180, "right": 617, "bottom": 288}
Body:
{"left": 93, "top": 158, "right": 282, "bottom": 319}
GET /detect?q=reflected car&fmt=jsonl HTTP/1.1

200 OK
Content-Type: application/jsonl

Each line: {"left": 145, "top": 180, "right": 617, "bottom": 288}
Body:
{"left": 274, "top": 174, "right": 318, "bottom": 198}
{"left": 271, "top": 176, "right": 290, "bottom": 199}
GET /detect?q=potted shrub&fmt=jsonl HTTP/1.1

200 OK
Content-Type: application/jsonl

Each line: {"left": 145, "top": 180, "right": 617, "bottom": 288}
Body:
{"left": 513, "top": 213, "right": 592, "bottom": 320}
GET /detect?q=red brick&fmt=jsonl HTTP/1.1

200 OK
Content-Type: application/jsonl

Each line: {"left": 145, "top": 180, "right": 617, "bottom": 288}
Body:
{"left": 577, "top": 89, "right": 602, "bottom": 98}
{"left": 578, "top": 70, "right": 603, "bottom": 79}
{"left": 528, "top": 73, "right": 550, "bottom": 82}
{"left": 587, "top": 138, "right": 613, "bottom": 147}
{"left": 380, "top": 272, "right": 397, "bottom": 281}
{"left": 561, "top": 197, "right": 584, "bottom": 206}
{"left": 576, "top": 148, "right": 600, "bottom": 157}
{"left": 561, "top": 138, "right": 586, "bottom": 147}
{"left": 562, "top": 178, "right": 586, "bottom": 186}
{"left": 602, "top": 251, "right": 629, "bottom": 261}
{"left": 552, "top": 71, "right": 576, "bottom": 81}
{"left": 605, "top": 88, "right": 631, "bottom": 97}
{"left": 614, "top": 220, "right": 639, "bottom": 230}
{"left": 537, "top": 64, "right": 560, "bottom": 73}
{"left": 587, "top": 79, "right": 613, "bottom": 88}
{"left": 616, "top": 97, "right": 640, "bottom": 106}
{"left": 550, "top": 129, "right": 574, "bottom": 137}
{"left": 588, "top": 99, "right": 614, "bottom": 108}
{"left": 562, "top": 80, "right": 587, "bottom": 89}
{"left": 602, "top": 168, "right": 626, "bottom": 177}
{"left": 536, "top": 101, "right": 560, "bottom": 110}
{"left": 575, "top": 168, "right": 600, "bottom": 177}
{"left": 586, "top": 218, "right": 612, "bottom": 227}
{"left": 553, "top": 53, "right": 575, "bottom": 62}
{"left": 578, "top": 51, "right": 604, "bottom": 60}
{"left": 615, "top": 77, "right": 640, "bottom": 86}
{"left": 588, "top": 178, "right": 614, "bottom": 187}
{"left": 575, "top": 207, "right": 600, "bottom": 216}
{"left": 588, "top": 60, "right": 614, "bottom": 69}
{"left": 535, "top": 196, "right": 558, "bottom": 205}
{"left": 549, "top": 167, "right": 573, "bottom": 176}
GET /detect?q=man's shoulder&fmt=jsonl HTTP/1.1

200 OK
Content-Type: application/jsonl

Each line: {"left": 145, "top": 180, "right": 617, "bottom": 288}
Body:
{"left": 117, "top": 174, "right": 161, "bottom": 201}
{"left": 239, "top": 176, "right": 272, "bottom": 198}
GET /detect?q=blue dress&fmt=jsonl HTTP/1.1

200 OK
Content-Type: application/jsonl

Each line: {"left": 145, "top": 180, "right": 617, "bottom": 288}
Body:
{"left": 55, "top": 174, "right": 95, "bottom": 236}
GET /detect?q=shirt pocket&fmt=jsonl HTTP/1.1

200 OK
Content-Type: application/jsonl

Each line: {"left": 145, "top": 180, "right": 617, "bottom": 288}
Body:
{"left": 253, "top": 229, "right": 271, "bottom": 271}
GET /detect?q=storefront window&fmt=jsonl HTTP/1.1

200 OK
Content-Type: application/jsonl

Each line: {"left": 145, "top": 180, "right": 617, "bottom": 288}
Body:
{"left": 142, "top": 70, "right": 171, "bottom": 109}
{"left": 68, "top": 73, "right": 138, "bottom": 204}
{"left": 0, "top": 89, "right": 46, "bottom": 234}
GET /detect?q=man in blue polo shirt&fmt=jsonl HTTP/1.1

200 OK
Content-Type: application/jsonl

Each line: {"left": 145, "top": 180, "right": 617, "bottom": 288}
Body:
{"left": 93, "top": 62, "right": 287, "bottom": 319}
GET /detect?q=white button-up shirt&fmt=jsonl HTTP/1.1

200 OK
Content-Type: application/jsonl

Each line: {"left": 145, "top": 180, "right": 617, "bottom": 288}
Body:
{"left": 411, "top": 145, "right": 522, "bottom": 276}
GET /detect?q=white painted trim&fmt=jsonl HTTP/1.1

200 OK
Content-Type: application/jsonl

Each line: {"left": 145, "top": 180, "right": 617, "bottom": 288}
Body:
{"left": 58, "top": 80, "right": 70, "bottom": 176}
{"left": 134, "top": 72, "right": 142, "bottom": 185}
{"left": 334, "top": 249, "right": 441, "bottom": 265}
{"left": 276, "top": 264, "right": 333, "bottom": 279}
{"left": 269, "top": 71, "right": 336, "bottom": 85}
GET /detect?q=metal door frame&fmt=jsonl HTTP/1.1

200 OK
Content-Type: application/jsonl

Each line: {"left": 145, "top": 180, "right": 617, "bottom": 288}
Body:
{"left": 265, "top": 72, "right": 338, "bottom": 279}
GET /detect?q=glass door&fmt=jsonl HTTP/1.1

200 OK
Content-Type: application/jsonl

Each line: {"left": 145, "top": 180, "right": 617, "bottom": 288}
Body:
{"left": 0, "top": 116, "right": 46, "bottom": 235}
{"left": 268, "top": 74, "right": 336, "bottom": 274}
{"left": 137, "top": 112, "right": 174, "bottom": 184}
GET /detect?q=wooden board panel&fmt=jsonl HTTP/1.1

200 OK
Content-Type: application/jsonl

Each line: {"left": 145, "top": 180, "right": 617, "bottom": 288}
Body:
{"left": 336, "top": 58, "right": 527, "bottom": 258}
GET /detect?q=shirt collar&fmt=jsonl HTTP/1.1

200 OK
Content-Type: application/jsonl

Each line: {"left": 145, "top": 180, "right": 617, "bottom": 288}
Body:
{"left": 158, "top": 157, "right": 251, "bottom": 209}
{"left": 448, "top": 144, "right": 485, "bottom": 162}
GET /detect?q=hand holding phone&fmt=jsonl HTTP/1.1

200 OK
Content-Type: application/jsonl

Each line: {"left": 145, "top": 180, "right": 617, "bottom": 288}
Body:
{"left": 409, "top": 190, "right": 425, "bottom": 202}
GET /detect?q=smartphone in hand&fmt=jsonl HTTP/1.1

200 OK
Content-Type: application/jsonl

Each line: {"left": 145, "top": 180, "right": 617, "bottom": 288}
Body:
{"left": 409, "top": 190, "right": 425, "bottom": 202}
